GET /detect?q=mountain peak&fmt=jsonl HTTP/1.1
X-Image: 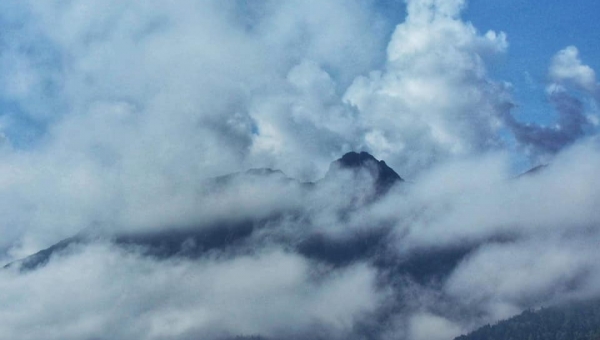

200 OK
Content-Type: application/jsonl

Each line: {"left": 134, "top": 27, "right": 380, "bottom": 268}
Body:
{"left": 327, "top": 151, "right": 403, "bottom": 194}
{"left": 337, "top": 151, "right": 381, "bottom": 168}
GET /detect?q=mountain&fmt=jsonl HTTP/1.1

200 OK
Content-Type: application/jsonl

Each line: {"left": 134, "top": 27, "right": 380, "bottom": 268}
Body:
{"left": 455, "top": 298, "right": 600, "bottom": 340}
{"left": 4, "top": 151, "right": 404, "bottom": 271}
{"left": 3, "top": 153, "right": 580, "bottom": 340}
{"left": 4, "top": 236, "right": 81, "bottom": 271}
{"left": 325, "top": 151, "right": 403, "bottom": 195}
{"left": 4, "top": 155, "right": 547, "bottom": 283}
{"left": 5, "top": 153, "right": 535, "bottom": 281}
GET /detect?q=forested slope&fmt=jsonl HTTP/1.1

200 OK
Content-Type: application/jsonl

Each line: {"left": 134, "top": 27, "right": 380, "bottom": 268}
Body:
{"left": 455, "top": 299, "right": 600, "bottom": 340}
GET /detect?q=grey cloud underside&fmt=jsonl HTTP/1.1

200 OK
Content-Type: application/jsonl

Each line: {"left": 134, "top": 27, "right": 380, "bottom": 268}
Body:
{"left": 504, "top": 91, "right": 591, "bottom": 156}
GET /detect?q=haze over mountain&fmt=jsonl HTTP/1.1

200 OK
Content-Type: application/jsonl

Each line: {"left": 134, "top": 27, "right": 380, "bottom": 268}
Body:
{"left": 6, "top": 151, "right": 405, "bottom": 272}
{"left": 4, "top": 150, "right": 600, "bottom": 340}
{"left": 0, "top": 0, "right": 599, "bottom": 339}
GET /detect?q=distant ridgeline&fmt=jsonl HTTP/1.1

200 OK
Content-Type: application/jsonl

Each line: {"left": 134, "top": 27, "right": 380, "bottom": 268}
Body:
{"left": 5, "top": 151, "right": 571, "bottom": 340}
{"left": 4, "top": 152, "right": 407, "bottom": 272}
{"left": 455, "top": 298, "right": 600, "bottom": 340}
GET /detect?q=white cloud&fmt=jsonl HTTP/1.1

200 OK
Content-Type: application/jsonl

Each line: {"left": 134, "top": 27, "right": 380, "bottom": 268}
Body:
{"left": 408, "top": 312, "right": 463, "bottom": 340}
{"left": 343, "top": 0, "right": 510, "bottom": 176}
{"left": 0, "top": 0, "right": 390, "bottom": 250}
{"left": 549, "top": 46, "right": 598, "bottom": 94}
{"left": 0, "top": 243, "right": 382, "bottom": 340}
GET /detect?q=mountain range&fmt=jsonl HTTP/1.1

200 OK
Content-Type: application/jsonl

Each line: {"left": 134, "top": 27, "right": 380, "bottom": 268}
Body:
{"left": 5, "top": 151, "right": 596, "bottom": 340}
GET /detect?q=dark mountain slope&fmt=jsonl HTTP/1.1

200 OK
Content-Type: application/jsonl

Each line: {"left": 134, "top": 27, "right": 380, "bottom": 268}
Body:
{"left": 4, "top": 154, "right": 570, "bottom": 340}
{"left": 4, "top": 236, "right": 82, "bottom": 271}
{"left": 5, "top": 155, "right": 548, "bottom": 288}
{"left": 455, "top": 298, "right": 600, "bottom": 340}
{"left": 6, "top": 152, "right": 537, "bottom": 288}
{"left": 4, "top": 152, "right": 403, "bottom": 271}
{"left": 325, "top": 151, "right": 403, "bottom": 195}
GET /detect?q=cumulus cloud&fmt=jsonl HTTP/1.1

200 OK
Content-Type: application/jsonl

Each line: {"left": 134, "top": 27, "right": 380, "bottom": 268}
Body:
{"left": 549, "top": 46, "right": 598, "bottom": 94}
{"left": 343, "top": 0, "right": 510, "bottom": 175}
{"left": 0, "top": 0, "right": 391, "bottom": 252}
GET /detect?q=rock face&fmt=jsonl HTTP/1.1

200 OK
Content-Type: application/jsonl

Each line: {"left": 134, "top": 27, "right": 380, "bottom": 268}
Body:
{"left": 326, "top": 151, "right": 404, "bottom": 195}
